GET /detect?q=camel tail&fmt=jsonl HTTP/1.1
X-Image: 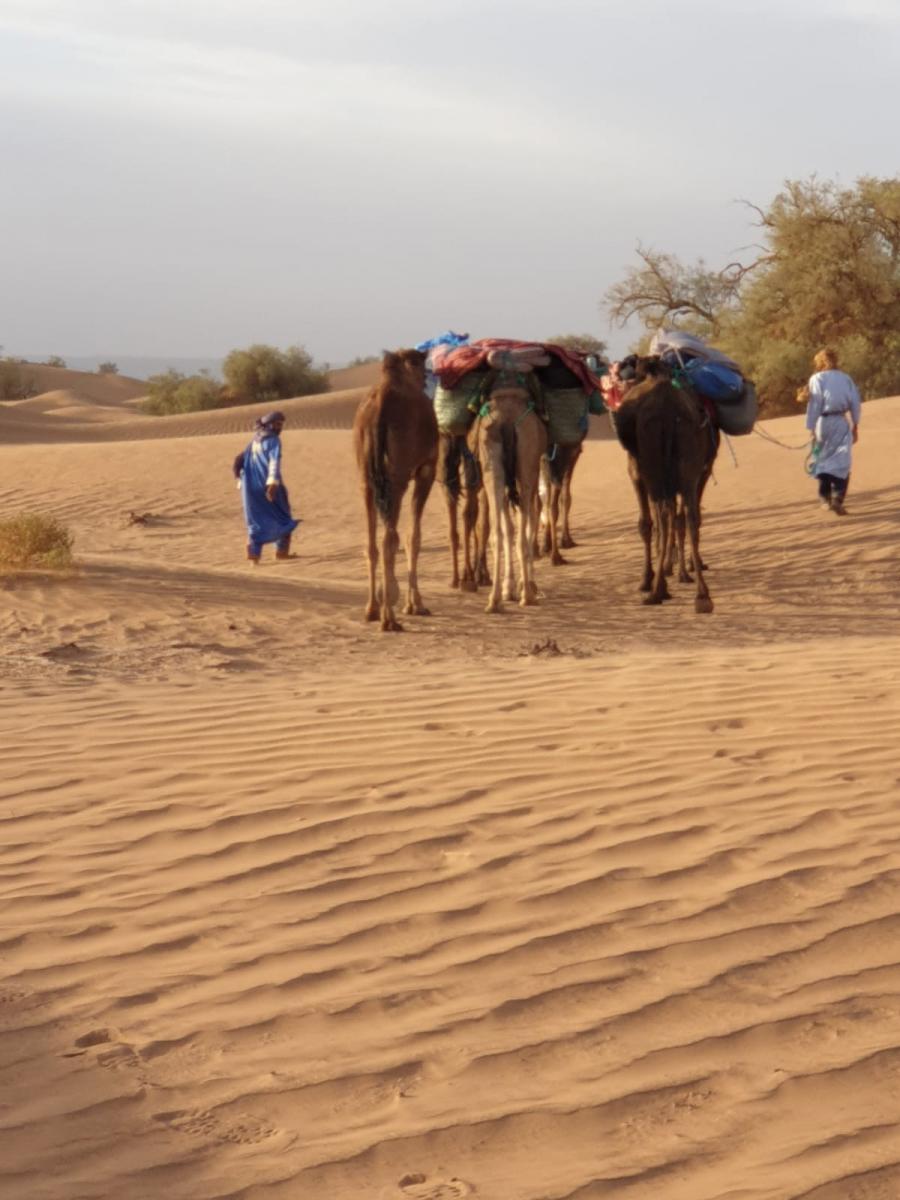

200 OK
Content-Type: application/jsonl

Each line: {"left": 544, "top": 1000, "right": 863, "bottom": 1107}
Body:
{"left": 644, "top": 403, "right": 679, "bottom": 503}
{"left": 501, "top": 423, "right": 520, "bottom": 509}
{"left": 370, "top": 394, "right": 392, "bottom": 521}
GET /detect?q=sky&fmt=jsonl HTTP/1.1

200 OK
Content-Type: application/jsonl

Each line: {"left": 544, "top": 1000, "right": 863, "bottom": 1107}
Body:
{"left": 1, "top": 0, "right": 899, "bottom": 367}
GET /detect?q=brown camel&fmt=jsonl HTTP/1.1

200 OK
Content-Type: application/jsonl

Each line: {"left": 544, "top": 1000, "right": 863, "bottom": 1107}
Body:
{"left": 469, "top": 371, "right": 548, "bottom": 613}
{"left": 614, "top": 359, "right": 716, "bottom": 612}
{"left": 353, "top": 349, "right": 438, "bottom": 631}
{"left": 437, "top": 432, "right": 490, "bottom": 591}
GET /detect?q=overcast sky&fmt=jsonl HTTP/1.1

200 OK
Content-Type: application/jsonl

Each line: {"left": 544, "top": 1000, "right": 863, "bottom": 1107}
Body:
{"left": 1, "top": 0, "right": 898, "bottom": 365}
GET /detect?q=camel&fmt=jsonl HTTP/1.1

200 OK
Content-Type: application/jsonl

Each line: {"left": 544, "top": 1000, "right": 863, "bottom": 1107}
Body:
{"left": 353, "top": 349, "right": 438, "bottom": 631}
{"left": 468, "top": 370, "right": 548, "bottom": 613}
{"left": 437, "top": 432, "right": 490, "bottom": 591}
{"left": 614, "top": 359, "right": 716, "bottom": 613}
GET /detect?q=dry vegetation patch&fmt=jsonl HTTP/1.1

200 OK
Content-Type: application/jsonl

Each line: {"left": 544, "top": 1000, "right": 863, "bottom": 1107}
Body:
{"left": 0, "top": 513, "right": 74, "bottom": 570}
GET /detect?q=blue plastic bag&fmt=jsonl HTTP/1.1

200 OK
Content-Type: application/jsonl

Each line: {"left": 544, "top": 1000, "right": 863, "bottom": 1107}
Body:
{"left": 414, "top": 330, "right": 469, "bottom": 352}
{"left": 685, "top": 359, "right": 744, "bottom": 404}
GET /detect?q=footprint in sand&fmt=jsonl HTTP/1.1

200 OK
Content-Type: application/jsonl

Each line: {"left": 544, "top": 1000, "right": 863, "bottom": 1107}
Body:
{"left": 73, "top": 1028, "right": 114, "bottom": 1049}
{"left": 154, "top": 1108, "right": 284, "bottom": 1147}
{"left": 708, "top": 717, "right": 745, "bottom": 733}
{"left": 396, "top": 1175, "right": 473, "bottom": 1199}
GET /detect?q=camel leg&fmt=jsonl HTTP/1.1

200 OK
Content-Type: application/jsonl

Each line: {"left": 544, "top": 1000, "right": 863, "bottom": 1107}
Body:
{"left": 483, "top": 457, "right": 506, "bottom": 614}
{"left": 404, "top": 464, "right": 434, "bottom": 616}
{"left": 380, "top": 486, "right": 407, "bottom": 632}
{"left": 500, "top": 497, "right": 516, "bottom": 602}
{"left": 548, "top": 481, "right": 566, "bottom": 565}
{"left": 560, "top": 447, "right": 580, "bottom": 548}
{"left": 362, "top": 483, "right": 380, "bottom": 622}
{"left": 439, "top": 435, "right": 461, "bottom": 589}
{"left": 644, "top": 499, "right": 673, "bottom": 605}
{"left": 517, "top": 480, "right": 540, "bottom": 605}
{"left": 690, "top": 466, "right": 713, "bottom": 571}
{"left": 685, "top": 493, "right": 713, "bottom": 613}
{"left": 475, "top": 488, "right": 491, "bottom": 586}
{"left": 446, "top": 491, "right": 460, "bottom": 589}
{"left": 460, "top": 485, "right": 479, "bottom": 592}
{"left": 674, "top": 499, "right": 692, "bottom": 582}
{"left": 630, "top": 465, "right": 654, "bottom": 593}
{"left": 537, "top": 462, "right": 549, "bottom": 558}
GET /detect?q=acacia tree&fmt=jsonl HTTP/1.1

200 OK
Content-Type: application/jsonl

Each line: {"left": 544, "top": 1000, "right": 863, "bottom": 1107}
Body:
{"left": 604, "top": 176, "right": 900, "bottom": 412}
{"left": 723, "top": 177, "right": 900, "bottom": 408}
{"left": 604, "top": 246, "right": 746, "bottom": 340}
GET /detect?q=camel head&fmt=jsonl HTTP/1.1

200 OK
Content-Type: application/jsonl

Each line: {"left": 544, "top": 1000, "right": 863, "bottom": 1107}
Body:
{"left": 381, "top": 348, "right": 427, "bottom": 389}
{"left": 627, "top": 355, "right": 668, "bottom": 382}
{"left": 397, "top": 348, "right": 428, "bottom": 388}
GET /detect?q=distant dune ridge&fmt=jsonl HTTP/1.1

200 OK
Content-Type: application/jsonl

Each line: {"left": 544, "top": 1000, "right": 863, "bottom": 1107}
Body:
{"left": 2, "top": 364, "right": 900, "bottom": 1200}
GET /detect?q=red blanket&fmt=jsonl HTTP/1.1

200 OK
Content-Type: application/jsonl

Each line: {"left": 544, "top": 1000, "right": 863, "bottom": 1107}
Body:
{"left": 432, "top": 338, "right": 604, "bottom": 395}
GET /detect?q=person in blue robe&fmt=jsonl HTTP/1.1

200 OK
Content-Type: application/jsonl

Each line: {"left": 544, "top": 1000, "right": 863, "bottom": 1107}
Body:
{"left": 235, "top": 412, "right": 300, "bottom": 562}
{"left": 805, "top": 348, "right": 861, "bottom": 516}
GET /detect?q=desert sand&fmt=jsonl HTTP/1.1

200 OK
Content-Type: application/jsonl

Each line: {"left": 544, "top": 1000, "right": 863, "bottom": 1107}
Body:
{"left": 2, "top": 366, "right": 900, "bottom": 1200}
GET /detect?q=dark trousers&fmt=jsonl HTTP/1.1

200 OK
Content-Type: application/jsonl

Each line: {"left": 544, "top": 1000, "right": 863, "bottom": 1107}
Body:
{"left": 818, "top": 472, "right": 849, "bottom": 502}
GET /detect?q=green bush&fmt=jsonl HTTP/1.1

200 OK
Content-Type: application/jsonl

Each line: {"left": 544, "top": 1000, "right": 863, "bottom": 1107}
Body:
{"left": 142, "top": 370, "right": 226, "bottom": 415}
{"left": 223, "top": 344, "right": 329, "bottom": 403}
{"left": 97, "top": 361, "right": 118, "bottom": 375}
{"left": 0, "top": 513, "right": 74, "bottom": 570}
{"left": 45, "top": 355, "right": 67, "bottom": 368}
{"left": 547, "top": 333, "right": 608, "bottom": 356}
{"left": 0, "top": 358, "right": 37, "bottom": 400}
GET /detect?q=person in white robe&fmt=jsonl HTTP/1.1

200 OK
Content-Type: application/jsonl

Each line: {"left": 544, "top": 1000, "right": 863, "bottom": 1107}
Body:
{"left": 805, "top": 348, "right": 861, "bottom": 516}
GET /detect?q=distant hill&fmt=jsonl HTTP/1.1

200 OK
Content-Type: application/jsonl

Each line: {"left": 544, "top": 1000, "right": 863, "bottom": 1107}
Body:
{"left": 20, "top": 356, "right": 225, "bottom": 381}
{"left": 19, "top": 355, "right": 382, "bottom": 384}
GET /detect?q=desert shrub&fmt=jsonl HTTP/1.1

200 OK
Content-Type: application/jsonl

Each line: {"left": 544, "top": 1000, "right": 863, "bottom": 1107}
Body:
{"left": 45, "top": 355, "right": 67, "bottom": 368}
{"left": 0, "top": 358, "right": 37, "bottom": 399}
{"left": 346, "top": 354, "right": 380, "bottom": 367}
{"left": 0, "top": 513, "right": 74, "bottom": 570}
{"left": 142, "top": 370, "right": 226, "bottom": 415}
{"left": 547, "top": 333, "right": 608, "bottom": 356}
{"left": 223, "top": 344, "right": 329, "bottom": 403}
{"left": 97, "top": 361, "right": 118, "bottom": 375}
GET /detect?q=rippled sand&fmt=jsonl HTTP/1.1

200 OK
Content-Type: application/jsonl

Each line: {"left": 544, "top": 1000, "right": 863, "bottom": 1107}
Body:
{"left": 2, "top": 372, "right": 900, "bottom": 1200}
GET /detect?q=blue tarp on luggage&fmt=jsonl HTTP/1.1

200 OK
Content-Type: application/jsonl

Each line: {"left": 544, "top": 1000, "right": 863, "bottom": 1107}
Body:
{"left": 684, "top": 359, "right": 744, "bottom": 404}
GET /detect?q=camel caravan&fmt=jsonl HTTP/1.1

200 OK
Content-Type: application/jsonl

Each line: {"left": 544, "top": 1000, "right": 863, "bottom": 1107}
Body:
{"left": 352, "top": 330, "right": 757, "bottom": 629}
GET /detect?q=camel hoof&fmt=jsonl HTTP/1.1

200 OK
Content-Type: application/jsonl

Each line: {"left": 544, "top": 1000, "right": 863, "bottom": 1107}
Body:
{"left": 450, "top": 578, "right": 460, "bottom": 590}
{"left": 381, "top": 618, "right": 404, "bottom": 632}
{"left": 485, "top": 600, "right": 503, "bottom": 614}
{"left": 404, "top": 604, "right": 430, "bottom": 617}
{"left": 679, "top": 571, "right": 693, "bottom": 584}
{"left": 642, "top": 594, "right": 664, "bottom": 606}
{"left": 561, "top": 535, "right": 576, "bottom": 549}
{"left": 695, "top": 596, "right": 714, "bottom": 614}
{"left": 459, "top": 579, "right": 478, "bottom": 593}
{"left": 551, "top": 552, "right": 567, "bottom": 566}
{"left": 365, "top": 607, "right": 379, "bottom": 622}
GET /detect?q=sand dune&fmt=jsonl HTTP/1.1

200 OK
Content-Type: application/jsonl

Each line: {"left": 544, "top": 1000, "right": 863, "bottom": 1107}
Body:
{"left": 2, "top": 386, "right": 900, "bottom": 1200}
{"left": 10, "top": 363, "right": 149, "bottom": 406}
